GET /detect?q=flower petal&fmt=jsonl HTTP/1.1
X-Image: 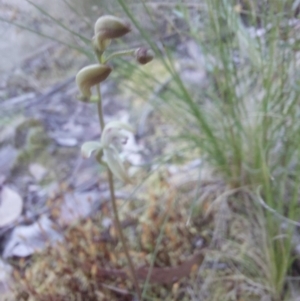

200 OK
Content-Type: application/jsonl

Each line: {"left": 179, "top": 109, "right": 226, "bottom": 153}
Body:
{"left": 81, "top": 141, "right": 102, "bottom": 158}
{"left": 101, "top": 121, "right": 134, "bottom": 148}
{"left": 104, "top": 148, "right": 132, "bottom": 184}
{"left": 105, "top": 121, "right": 134, "bottom": 133}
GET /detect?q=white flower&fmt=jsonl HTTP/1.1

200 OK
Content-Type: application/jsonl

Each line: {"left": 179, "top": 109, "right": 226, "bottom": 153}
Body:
{"left": 81, "top": 121, "right": 134, "bottom": 184}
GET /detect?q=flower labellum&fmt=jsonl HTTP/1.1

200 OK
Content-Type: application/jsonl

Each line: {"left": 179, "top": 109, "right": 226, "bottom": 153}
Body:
{"left": 100, "top": 121, "right": 134, "bottom": 148}
{"left": 76, "top": 64, "right": 112, "bottom": 99}
{"left": 105, "top": 147, "right": 132, "bottom": 184}
{"left": 94, "top": 15, "right": 131, "bottom": 51}
{"left": 134, "top": 47, "right": 154, "bottom": 65}
{"left": 101, "top": 121, "right": 134, "bottom": 184}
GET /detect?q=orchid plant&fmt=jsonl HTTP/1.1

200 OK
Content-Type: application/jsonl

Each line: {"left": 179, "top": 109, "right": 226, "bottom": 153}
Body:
{"left": 81, "top": 121, "right": 134, "bottom": 184}
{"left": 75, "top": 15, "right": 153, "bottom": 300}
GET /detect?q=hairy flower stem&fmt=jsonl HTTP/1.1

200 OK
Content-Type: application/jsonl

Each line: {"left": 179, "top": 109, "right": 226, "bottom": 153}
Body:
{"left": 96, "top": 84, "right": 142, "bottom": 300}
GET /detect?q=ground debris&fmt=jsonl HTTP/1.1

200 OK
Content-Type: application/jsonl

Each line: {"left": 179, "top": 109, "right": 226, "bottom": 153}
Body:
{"left": 11, "top": 175, "right": 210, "bottom": 301}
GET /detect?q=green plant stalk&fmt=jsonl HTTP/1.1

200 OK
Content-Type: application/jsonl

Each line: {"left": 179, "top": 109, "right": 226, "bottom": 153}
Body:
{"left": 96, "top": 84, "right": 142, "bottom": 300}
{"left": 103, "top": 49, "right": 136, "bottom": 63}
{"left": 96, "top": 85, "right": 105, "bottom": 129}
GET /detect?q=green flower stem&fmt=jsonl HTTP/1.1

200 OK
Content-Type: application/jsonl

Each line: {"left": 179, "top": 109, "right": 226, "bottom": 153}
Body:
{"left": 103, "top": 49, "right": 136, "bottom": 63}
{"left": 95, "top": 48, "right": 104, "bottom": 64}
{"left": 96, "top": 85, "right": 105, "bottom": 129}
{"left": 96, "top": 83, "right": 142, "bottom": 300}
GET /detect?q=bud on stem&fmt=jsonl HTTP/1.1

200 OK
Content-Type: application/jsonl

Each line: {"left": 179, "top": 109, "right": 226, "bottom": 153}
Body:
{"left": 76, "top": 64, "right": 112, "bottom": 99}
{"left": 93, "top": 15, "right": 131, "bottom": 51}
{"left": 134, "top": 47, "right": 154, "bottom": 65}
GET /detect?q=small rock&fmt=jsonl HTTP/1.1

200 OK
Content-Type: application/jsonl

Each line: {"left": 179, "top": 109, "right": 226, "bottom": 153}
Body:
{"left": 62, "top": 122, "right": 84, "bottom": 138}
{"left": 0, "top": 186, "right": 23, "bottom": 228}
{"left": 2, "top": 215, "right": 63, "bottom": 258}
{"left": 29, "top": 163, "right": 47, "bottom": 182}
{"left": 0, "top": 145, "right": 18, "bottom": 177}
{"left": 55, "top": 137, "right": 78, "bottom": 147}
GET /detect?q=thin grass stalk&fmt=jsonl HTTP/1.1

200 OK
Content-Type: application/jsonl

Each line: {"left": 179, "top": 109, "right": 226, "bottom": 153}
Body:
{"left": 26, "top": 0, "right": 91, "bottom": 44}
{"left": 61, "top": 0, "right": 92, "bottom": 29}
{"left": 117, "top": 0, "right": 300, "bottom": 298}
{"left": 0, "top": 16, "right": 93, "bottom": 59}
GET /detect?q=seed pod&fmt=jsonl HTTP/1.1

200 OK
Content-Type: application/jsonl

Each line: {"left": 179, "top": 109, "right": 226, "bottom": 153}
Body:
{"left": 134, "top": 47, "right": 154, "bottom": 65}
{"left": 76, "top": 64, "right": 112, "bottom": 98}
{"left": 93, "top": 15, "right": 131, "bottom": 51}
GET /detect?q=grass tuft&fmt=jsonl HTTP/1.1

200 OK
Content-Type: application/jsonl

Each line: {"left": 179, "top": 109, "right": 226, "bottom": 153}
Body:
{"left": 117, "top": 0, "right": 300, "bottom": 299}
